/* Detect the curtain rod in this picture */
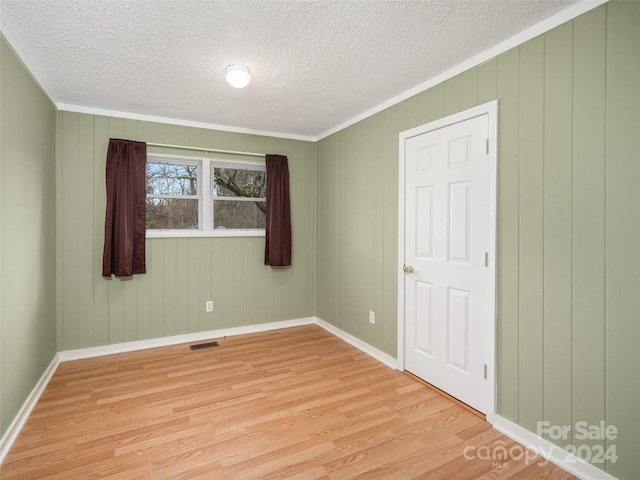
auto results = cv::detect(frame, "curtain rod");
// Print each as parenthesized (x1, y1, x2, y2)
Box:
(146, 142, 265, 158)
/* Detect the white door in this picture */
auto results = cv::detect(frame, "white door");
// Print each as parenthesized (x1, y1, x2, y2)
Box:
(403, 113, 491, 414)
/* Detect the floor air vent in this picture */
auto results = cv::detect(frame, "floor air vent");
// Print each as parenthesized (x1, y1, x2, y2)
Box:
(189, 341, 220, 351)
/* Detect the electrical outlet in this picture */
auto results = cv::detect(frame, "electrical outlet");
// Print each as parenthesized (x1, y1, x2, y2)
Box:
(205, 300, 213, 312)
(369, 311, 375, 324)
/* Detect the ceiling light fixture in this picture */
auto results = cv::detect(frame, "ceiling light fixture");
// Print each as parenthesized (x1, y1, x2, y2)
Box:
(225, 64, 251, 88)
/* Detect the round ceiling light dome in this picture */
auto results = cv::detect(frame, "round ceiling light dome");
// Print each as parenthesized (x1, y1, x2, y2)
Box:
(225, 64, 251, 88)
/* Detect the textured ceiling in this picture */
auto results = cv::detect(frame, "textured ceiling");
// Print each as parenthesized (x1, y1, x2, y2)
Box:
(0, 0, 582, 139)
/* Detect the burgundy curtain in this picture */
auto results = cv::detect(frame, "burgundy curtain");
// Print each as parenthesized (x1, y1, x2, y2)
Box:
(264, 155, 292, 266)
(102, 139, 147, 277)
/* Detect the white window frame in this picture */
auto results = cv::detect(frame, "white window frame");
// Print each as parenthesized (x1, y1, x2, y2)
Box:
(146, 154, 266, 238)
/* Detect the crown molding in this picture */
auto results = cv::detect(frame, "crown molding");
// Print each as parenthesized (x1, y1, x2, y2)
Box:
(56, 103, 317, 142)
(316, 0, 609, 140)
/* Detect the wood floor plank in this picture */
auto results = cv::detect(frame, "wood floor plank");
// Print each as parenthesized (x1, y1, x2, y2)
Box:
(1, 325, 575, 479)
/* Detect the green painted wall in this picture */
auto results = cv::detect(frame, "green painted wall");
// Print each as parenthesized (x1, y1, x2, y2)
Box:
(0, 37, 57, 435)
(56, 112, 316, 351)
(316, 3, 639, 478)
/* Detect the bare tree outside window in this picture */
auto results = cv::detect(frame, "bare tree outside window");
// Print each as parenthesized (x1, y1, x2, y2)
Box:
(146, 162, 199, 229)
(213, 167, 266, 229)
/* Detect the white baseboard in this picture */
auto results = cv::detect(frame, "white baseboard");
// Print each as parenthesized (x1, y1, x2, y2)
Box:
(2, 316, 396, 467)
(489, 414, 617, 480)
(314, 317, 398, 369)
(0, 353, 61, 465)
(58, 317, 317, 361)
(57, 316, 398, 370)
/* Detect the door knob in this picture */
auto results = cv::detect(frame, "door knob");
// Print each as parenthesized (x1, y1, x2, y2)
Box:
(403, 264, 414, 273)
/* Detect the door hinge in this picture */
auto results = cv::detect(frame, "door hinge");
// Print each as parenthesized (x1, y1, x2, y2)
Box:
(484, 252, 489, 267)
(486, 138, 489, 154)
(484, 364, 488, 379)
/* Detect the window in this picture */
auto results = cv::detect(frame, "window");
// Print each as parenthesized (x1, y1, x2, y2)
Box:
(212, 165, 266, 229)
(145, 154, 266, 237)
(146, 159, 200, 230)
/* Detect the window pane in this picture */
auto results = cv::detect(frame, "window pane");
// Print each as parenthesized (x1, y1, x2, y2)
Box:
(146, 198, 199, 229)
(213, 168, 265, 198)
(214, 200, 266, 229)
(147, 163, 198, 196)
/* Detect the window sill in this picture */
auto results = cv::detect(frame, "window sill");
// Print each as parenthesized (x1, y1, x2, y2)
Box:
(146, 229, 265, 239)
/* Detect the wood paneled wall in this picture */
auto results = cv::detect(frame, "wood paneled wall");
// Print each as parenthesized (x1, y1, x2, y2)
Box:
(57, 113, 316, 351)
(316, 4, 639, 478)
(0, 37, 57, 435)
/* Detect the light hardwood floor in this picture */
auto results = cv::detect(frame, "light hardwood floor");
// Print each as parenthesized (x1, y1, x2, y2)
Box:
(1, 326, 575, 479)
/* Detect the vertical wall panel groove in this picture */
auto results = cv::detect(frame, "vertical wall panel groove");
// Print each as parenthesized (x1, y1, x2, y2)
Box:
(372, 115, 385, 349)
(543, 21, 574, 436)
(517, 36, 544, 432)
(78, 114, 95, 348)
(56, 111, 63, 352)
(92, 116, 110, 346)
(61, 112, 80, 351)
(122, 119, 140, 344)
(136, 121, 152, 340)
(444, 76, 461, 116)
(495, 48, 520, 423)
(604, 2, 640, 478)
(572, 5, 606, 457)
(106, 117, 125, 345)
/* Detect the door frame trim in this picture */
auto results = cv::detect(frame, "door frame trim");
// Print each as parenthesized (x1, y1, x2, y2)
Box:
(397, 100, 498, 415)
